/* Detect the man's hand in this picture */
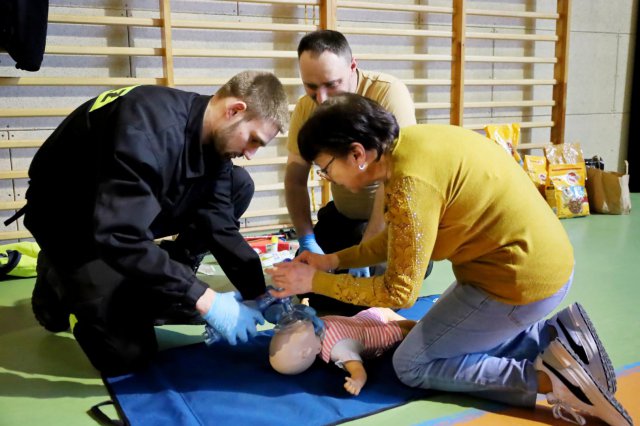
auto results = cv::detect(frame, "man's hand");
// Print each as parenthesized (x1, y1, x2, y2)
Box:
(199, 290, 264, 345)
(298, 233, 325, 255)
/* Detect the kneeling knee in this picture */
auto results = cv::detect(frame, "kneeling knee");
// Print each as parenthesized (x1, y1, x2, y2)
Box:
(392, 347, 427, 388)
(74, 323, 157, 377)
(94, 343, 155, 377)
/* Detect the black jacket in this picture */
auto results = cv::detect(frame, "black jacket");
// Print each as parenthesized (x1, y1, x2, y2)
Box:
(24, 85, 265, 305)
(0, 0, 48, 71)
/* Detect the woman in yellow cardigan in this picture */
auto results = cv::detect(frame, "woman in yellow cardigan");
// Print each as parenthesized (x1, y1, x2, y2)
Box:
(267, 94, 631, 425)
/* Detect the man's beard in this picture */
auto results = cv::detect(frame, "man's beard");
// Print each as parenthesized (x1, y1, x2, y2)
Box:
(212, 119, 243, 160)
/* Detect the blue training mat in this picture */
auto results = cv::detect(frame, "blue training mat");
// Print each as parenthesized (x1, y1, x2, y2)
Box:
(101, 295, 439, 426)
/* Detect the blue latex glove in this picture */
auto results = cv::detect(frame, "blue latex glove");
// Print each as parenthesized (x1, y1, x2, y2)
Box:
(298, 233, 325, 255)
(202, 291, 264, 345)
(348, 267, 371, 278)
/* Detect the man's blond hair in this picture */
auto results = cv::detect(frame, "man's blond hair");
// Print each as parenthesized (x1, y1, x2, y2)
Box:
(216, 71, 289, 133)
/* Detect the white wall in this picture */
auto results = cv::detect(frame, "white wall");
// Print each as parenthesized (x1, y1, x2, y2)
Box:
(0, 0, 637, 238)
(564, 0, 637, 172)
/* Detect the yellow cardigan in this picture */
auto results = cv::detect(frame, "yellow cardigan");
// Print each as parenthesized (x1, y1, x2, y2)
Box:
(312, 124, 574, 307)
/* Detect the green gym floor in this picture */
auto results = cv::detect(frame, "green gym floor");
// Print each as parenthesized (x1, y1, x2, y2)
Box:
(1, 194, 639, 426)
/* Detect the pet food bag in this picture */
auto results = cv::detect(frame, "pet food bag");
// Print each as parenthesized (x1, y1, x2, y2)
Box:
(484, 124, 523, 166)
(523, 155, 548, 197)
(545, 164, 590, 219)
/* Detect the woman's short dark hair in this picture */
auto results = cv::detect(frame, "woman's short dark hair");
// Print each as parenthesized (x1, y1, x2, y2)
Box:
(298, 93, 400, 163)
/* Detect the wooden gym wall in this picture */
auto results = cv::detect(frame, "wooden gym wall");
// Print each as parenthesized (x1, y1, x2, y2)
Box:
(0, 0, 570, 242)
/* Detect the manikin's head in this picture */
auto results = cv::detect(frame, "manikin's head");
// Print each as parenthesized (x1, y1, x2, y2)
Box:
(269, 319, 322, 375)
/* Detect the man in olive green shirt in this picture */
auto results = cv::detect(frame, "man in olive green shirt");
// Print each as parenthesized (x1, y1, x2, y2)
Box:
(285, 30, 419, 312)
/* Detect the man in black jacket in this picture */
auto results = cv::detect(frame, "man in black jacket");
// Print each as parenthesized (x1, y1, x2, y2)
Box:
(21, 71, 289, 376)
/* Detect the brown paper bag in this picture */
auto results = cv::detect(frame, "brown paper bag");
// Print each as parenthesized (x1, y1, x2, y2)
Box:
(586, 161, 632, 214)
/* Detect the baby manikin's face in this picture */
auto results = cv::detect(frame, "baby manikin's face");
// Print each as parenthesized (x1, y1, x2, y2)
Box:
(269, 320, 322, 375)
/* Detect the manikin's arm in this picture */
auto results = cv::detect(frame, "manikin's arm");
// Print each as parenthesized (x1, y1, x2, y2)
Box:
(342, 360, 367, 396)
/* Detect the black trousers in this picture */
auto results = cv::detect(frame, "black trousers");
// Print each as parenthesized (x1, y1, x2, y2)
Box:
(158, 166, 255, 279)
(31, 167, 254, 377)
(37, 252, 159, 377)
(303, 202, 377, 315)
(314, 201, 368, 254)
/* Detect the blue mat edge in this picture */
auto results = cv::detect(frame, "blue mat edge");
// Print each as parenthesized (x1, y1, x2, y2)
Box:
(96, 295, 441, 426)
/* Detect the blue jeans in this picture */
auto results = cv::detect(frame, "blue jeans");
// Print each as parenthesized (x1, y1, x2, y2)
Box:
(392, 275, 572, 407)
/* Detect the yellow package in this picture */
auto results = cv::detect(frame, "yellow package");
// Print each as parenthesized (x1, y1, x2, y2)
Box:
(484, 124, 523, 166)
(523, 155, 548, 195)
(545, 164, 589, 218)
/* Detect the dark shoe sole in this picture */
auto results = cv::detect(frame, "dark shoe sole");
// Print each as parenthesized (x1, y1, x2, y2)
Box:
(31, 279, 70, 333)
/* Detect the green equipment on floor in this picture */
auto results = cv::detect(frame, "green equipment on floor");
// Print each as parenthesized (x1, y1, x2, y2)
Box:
(0, 241, 40, 279)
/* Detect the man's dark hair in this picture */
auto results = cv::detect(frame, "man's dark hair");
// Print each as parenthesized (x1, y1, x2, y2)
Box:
(298, 93, 400, 163)
(297, 30, 352, 62)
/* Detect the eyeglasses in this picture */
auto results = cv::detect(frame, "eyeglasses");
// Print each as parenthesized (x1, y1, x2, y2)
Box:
(316, 156, 336, 180)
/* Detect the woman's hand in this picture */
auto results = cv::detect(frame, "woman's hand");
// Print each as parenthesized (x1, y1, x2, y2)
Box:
(265, 261, 316, 298)
(265, 252, 338, 298)
(294, 251, 339, 272)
